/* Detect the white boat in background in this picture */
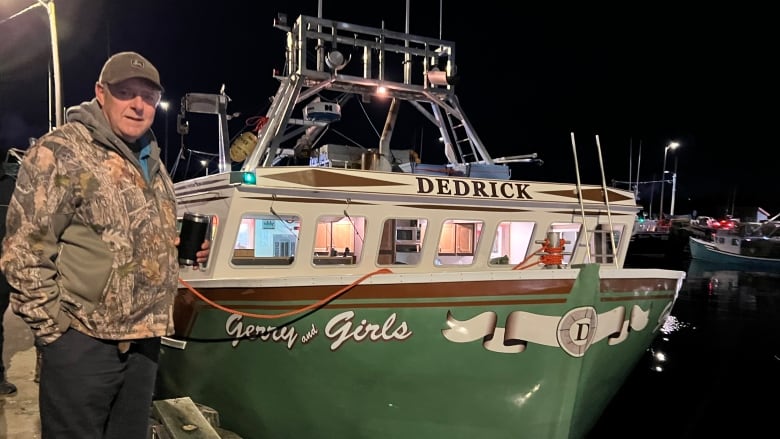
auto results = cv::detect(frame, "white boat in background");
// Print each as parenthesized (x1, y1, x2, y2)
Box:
(153, 10, 686, 439)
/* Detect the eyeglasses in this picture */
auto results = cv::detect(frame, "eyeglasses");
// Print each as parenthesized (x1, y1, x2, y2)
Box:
(104, 83, 161, 107)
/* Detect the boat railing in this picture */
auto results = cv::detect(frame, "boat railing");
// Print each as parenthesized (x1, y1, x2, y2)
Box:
(238, 13, 497, 172)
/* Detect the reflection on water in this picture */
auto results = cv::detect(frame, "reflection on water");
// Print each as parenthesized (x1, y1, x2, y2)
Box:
(587, 258, 780, 438)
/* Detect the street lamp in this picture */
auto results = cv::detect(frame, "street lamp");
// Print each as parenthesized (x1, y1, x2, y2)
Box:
(659, 141, 680, 220)
(159, 101, 170, 168)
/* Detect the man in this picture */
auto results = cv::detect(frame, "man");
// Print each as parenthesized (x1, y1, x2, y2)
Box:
(0, 152, 18, 397)
(0, 52, 209, 438)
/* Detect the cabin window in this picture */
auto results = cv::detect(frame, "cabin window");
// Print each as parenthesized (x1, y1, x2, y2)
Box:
(436, 220, 483, 265)
(546, 223, 582, 266)
(488, 221, 535, 265)
(377, 218, 428, 265)
(312, 214, 365, 265)
(590, 223, 625, 264)
(230, 213, 300, 266)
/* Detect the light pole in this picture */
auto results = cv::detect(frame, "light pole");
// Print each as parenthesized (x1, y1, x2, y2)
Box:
(39, 0, 62, 128)
(670, 170, 678, 216)
(669, 152, 681, 217)
(4, 1, 63, 129)
(159, 101, 170, 168)
(659, 141, 679, 220)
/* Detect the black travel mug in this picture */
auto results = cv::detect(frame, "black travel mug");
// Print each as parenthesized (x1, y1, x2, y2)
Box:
(178, 212, 209, 265)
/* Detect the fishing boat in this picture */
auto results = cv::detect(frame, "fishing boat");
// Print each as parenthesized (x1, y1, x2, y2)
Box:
(627, 215, 692, 261)
(689, 220, 780, 271)
(154, 12, 686, 439)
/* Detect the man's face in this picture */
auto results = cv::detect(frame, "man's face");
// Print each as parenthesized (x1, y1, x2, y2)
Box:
(95, 78, 161, 143)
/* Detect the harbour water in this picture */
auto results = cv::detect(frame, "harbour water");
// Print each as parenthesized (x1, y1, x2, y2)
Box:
(586, 254, 780, 438)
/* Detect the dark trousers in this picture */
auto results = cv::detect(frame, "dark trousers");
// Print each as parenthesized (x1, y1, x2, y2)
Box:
(0, 274, 10, 381)
(39, 329, 161, 439)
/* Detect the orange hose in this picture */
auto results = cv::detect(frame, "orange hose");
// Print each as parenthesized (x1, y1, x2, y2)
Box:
(178, 268, 394, 319)
(511, 246, 543, 270)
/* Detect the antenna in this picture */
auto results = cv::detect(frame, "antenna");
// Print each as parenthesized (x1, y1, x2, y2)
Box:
(570, 132, 592, 263)
(635, 139, 642, 203)
(595, 135, 619, 268)
(628, 138, 633, 188)
(439, 0, 443, 39)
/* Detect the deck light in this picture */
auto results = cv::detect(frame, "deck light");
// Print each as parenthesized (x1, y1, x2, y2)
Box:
(229, 171, 257, 185)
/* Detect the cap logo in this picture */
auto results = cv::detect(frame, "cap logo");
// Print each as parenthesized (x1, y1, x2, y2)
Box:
(131, 58, 145, 69)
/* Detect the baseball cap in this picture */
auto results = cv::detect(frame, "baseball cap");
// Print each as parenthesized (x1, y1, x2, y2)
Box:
(99, 51, 163, 91)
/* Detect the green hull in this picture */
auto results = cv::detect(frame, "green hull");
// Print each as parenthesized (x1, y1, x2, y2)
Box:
(156, 265, 677, 438)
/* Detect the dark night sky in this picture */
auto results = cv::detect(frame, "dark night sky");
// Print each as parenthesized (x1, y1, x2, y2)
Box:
(1, 1, 777, 217)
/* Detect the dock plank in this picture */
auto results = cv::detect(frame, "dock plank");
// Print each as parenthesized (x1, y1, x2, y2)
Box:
(152, 397, 222, 438)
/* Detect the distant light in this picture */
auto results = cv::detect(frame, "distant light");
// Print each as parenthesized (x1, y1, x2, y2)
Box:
(159, 101, 170, 111)
(377, 85, 388, 94)
(200, 160, 208, 166)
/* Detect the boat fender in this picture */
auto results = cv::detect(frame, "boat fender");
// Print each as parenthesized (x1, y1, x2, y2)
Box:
(230, 131, 257, 162)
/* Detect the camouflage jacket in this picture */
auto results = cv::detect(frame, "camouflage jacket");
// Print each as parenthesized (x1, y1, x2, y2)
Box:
(0, 100, 180, 345)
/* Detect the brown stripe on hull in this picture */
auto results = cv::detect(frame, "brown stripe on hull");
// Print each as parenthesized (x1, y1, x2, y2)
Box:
(550, 210, 635, 215)
(178, 279, 576, 302)
(242, 195, 374, 206)
(177, 277, 676, 302)
(602, 293, 676, 302)
(543, 188, 633, 202)
(403, 204, 529, 212)
(210, 297, 568, 310)
(265, 169, 406, 187)
(177, 196, 230, 207)
(240, 195, 524, 212)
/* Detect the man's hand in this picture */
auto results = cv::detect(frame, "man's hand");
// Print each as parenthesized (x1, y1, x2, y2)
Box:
(173, 238, 211, 268)
(195, 240, 211, 265)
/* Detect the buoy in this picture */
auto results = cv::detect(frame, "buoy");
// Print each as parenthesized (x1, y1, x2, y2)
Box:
(229, 131, 257, 162)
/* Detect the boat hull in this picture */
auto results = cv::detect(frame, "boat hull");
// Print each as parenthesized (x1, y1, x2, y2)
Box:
(156, 265, 681, 439)
(689, 237, 780, 271)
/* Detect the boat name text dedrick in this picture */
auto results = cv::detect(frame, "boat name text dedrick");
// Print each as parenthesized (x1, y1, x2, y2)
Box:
(416, 177, 532, 199)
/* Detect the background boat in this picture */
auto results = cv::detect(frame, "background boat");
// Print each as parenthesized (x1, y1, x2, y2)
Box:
(689, 220, 780, 271)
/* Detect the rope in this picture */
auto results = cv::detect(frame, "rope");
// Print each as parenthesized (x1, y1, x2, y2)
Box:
(511, 238, 567, 270)
(539, 238, 566, 266)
